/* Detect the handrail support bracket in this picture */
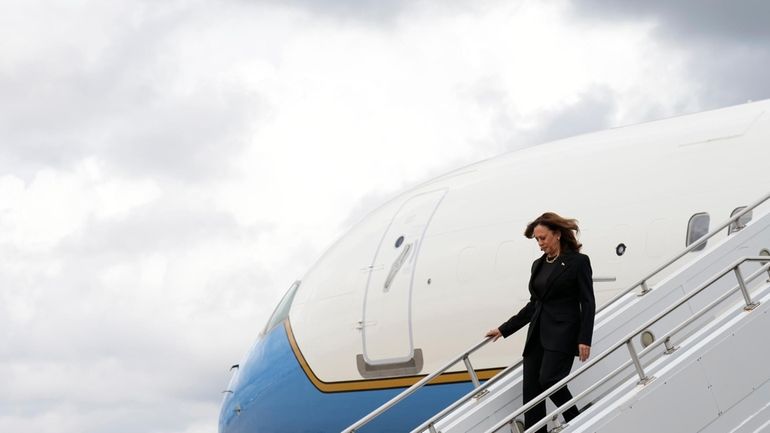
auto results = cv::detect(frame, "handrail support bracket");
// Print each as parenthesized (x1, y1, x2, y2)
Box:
(463, 356, 481, 389)
(637, 280, 651, 297)
(663, 337, 679, 354)
(626, 340, 653, 385)
(734, 266, 760, 310)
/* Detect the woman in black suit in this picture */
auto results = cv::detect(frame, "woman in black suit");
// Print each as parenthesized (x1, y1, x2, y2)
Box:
(486, 212, 595, 433)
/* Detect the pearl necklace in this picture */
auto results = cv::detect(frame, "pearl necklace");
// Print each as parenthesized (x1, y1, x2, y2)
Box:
(545, 254, 559, 263)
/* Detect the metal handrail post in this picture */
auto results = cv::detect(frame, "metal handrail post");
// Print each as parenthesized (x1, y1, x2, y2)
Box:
(638, 279, 651, 296)
(734, 266, 759, 309)
(634, 260, 770, 363)
(626, 340, 651, 384)
(341, 337, 492, 432)
(663, 336, 678, 354)
(410, 361, 521, 433)
(463, 356, 481, 389)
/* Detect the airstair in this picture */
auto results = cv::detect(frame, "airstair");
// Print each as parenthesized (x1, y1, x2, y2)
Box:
(341, 192, 770, 433)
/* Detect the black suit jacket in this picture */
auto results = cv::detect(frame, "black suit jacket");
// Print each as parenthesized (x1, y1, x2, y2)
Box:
(498, 250, 596, 356)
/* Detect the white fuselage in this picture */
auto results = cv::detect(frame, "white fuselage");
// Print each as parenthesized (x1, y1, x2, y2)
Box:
(286, 99, 770, 391)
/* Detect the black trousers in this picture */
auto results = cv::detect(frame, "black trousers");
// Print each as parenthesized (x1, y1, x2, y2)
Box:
(522, 336, 580, 433)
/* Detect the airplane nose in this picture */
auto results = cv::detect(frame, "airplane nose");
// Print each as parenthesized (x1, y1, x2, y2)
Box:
(218, 320, 384, 433)
(218, 325, 290, 433)
(218, 320, 309, 433)
(218, 320, 386, 433)
(218, 321, 393, 433)
(218, 320, 470, 433)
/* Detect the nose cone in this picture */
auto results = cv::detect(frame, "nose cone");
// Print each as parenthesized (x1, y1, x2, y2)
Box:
(219, 320, 470, 433)
(219, 373, 239, 431)
(218, 323, 296, 433)
(219, 321, 372, 433)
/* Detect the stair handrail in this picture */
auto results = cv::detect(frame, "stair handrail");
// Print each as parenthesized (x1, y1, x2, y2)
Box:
(407, 191, 770, 433)
(485, 256, 770, 433)
(341, 337, 494, 433)
(600, 191, 770, 304)
(409, 361, 521, 433)
(343, 192, 770, 433)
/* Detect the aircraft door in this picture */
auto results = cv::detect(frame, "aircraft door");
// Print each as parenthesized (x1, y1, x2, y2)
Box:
(362, 189, 446, 366)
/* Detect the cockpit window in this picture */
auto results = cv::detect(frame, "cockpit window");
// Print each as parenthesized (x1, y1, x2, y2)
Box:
(263, 280, 301, 334)
(686, 212, 710, 251)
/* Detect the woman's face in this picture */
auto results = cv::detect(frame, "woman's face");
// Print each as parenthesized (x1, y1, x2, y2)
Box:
(533, 224, 561, 256)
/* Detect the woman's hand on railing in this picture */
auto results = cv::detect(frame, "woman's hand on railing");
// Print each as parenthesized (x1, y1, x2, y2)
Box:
(485, 328, 503, 342)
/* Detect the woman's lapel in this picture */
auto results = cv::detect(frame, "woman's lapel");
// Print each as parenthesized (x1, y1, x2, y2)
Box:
(542, 251, 575, 298)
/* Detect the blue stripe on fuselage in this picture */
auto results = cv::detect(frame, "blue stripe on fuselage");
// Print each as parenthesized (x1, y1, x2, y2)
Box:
(219, 323, 480, 433)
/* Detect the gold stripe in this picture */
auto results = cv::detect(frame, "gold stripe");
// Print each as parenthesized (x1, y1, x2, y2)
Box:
(284, 319, 504, 393)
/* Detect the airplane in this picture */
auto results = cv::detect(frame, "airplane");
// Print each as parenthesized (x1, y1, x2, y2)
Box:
(218, 98, 770, 433)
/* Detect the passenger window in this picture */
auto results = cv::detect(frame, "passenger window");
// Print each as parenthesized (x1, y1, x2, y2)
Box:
(728, 206, 752, 234)
(263, 281, 301, 334)
(686, 213, 710, 251)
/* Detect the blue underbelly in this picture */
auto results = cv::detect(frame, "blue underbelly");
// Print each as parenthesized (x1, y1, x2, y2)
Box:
(219, 324, 481, 433)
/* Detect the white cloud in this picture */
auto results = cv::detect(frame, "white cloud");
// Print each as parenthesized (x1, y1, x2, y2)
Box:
(0, 0, 759, 432)
(0, 161, 161, 252)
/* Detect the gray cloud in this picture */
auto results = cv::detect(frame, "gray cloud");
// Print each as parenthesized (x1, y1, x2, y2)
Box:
(0, 190, 275, 432)
(457, 78, 618, 153)
(58, 198, 263, 256)
(242, 0, 487, 25)
(0, 2, 262, 183)
(256, 0, 409, 22)
(515, 86, 618, 148)
(571, 0, 770, 42)
(568, 1, 770, 108)
(683, 41, 770, 108)
(101, 85, 261, 182)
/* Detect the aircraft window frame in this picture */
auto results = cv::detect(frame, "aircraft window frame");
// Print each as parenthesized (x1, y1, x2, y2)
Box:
(728, 206, 752, 235)
(686, 212, 710, 251)
(262, 280, 301, 335)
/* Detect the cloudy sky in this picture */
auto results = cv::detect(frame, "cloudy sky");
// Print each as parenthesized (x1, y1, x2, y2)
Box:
(1, 1, 768, 432)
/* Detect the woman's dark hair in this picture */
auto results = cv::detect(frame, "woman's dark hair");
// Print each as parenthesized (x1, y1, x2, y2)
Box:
(524, 212, 582, 252)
